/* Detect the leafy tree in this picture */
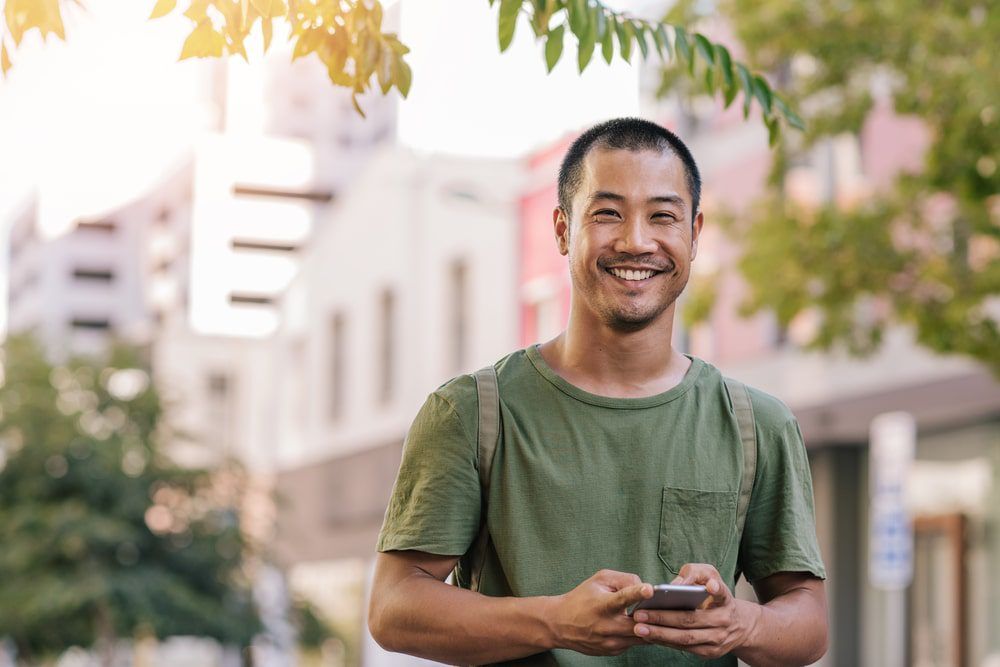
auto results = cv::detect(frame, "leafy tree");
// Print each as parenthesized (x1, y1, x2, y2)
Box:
(0, 0, 801, 129)
(0, 335, 259, 665)
(678, 0, 1000, 374)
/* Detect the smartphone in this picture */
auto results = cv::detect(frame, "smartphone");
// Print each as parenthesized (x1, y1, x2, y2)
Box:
(626, 584, 709, 615)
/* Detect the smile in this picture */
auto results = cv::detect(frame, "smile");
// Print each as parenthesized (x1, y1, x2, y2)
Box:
(606, 267, 660, 281)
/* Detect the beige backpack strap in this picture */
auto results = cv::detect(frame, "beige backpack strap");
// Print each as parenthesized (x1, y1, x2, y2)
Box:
(724, 377, 758, 554)
(467, 365, 500, 593)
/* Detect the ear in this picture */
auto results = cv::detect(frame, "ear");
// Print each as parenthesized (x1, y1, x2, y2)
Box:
(553, 207, 570, 256)
(690, 210, 705, 261)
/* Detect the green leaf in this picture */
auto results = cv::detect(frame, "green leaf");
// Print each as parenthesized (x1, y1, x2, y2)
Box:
(714, 44, 733, 89)
(650, 23, 668, 60)
(545, 24, 565, 72)
(593, 6, 607, 41)
(392, 53, 412, 97)
(674, 27, 691, 65)
(149, 0, 176, 20)
(774, 96, 805, 131)
(766, 115, 781, 147)
(615, 18, 632, 62)
(693, 33, 715, 65)
(736, 63, 753, 119)
(752, 74, 773, 116)
(632, 21, 648, 59)
(716, 46, 737, 107)
(601, 16, 614, 63)
(384, 34, 410, 56)
(578, 13, 597, 72)
(498, 0, 521, 52)
(567, 0, 589, 39)
(704, 62, 716, 93)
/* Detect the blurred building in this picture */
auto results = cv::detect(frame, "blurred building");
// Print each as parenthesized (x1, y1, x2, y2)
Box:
(265, 146, 521, 662)
(4, 161, 193, 359)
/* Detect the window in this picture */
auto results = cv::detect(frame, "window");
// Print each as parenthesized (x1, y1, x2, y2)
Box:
(155, 206, 172, 225)
(206, 372, 234, 454)
(72, 268, 115, 282)
(75, 220, 116, 233)
(329, 312, 346, 421)
(377, 289, 396, 405)
(70, 318, 111, 330)
(448, 260, 469, 374)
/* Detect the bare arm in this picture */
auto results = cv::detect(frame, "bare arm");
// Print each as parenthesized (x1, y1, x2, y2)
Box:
(630, 565, 827, 666)
(368, 550, 654, 665)
(734, 572, 828, 667)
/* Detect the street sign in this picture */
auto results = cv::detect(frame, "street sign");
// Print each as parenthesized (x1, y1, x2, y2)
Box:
(869, 411, 915, 591)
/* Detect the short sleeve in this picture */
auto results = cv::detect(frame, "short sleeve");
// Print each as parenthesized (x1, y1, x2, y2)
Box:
(740, 413, 827, 583)
(376, 391, 481, 555)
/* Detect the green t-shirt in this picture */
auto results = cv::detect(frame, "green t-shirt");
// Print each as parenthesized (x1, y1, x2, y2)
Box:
(377, 346, 826, 666)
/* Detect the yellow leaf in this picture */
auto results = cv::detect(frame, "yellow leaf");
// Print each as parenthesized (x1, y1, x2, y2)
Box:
(250, 0, 285, 18)
(292, 28, 322, 61)
(183, 0, 209, 21)
(1, 43, 11, 76)
(5, 0, 24, 45)
(6, 0, 65, 44)
(179, 20, 226, 60)
(241, 0, 249, 25)
(261, 17, 273, 51)
(40, 0, 65, 40)
(149, 0, 176, 20)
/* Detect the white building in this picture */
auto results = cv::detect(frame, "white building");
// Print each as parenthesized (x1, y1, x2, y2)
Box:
(263, 146, 522, 657)
(5, 160, 193, 359)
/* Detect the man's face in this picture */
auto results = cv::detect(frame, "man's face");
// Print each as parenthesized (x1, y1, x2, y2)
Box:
(554, 147, 704, 331)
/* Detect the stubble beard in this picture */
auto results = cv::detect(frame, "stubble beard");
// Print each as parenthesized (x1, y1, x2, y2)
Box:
(572, 262, 690, 333)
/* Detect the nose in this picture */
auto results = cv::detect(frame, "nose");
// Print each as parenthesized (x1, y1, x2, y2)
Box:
(613, 216, 658, 256)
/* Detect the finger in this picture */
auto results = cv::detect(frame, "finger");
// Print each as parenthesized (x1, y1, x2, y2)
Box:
(593, 569, 643, 591)
(608, 582, 653, 613)
(632, 607, 726, 629)
(633, 623, 718, 648)
(675, 564, 729, 608)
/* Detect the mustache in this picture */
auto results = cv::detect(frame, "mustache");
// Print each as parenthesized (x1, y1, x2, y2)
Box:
(598, 255, 674, 272)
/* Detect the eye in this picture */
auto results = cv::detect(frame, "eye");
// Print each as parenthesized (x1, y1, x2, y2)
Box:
(593, 209, 621, 220)
(652, 212, 679, 223)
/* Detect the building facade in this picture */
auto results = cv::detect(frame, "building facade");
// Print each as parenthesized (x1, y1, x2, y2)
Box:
(265, 146, 522, 661)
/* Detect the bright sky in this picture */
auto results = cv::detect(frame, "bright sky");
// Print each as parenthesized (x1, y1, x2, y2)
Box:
(0, 0, 652, 332)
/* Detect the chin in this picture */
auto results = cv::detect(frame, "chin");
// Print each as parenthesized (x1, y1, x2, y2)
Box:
(603, 307, 666, 332)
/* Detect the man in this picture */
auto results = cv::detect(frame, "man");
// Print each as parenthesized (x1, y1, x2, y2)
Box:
(368, 118, 828, 666)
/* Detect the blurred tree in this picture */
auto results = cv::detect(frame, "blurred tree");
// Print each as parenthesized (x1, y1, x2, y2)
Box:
(0, 0, 801, 130)
(677, 0, 1000, 374)
(0, 335, 259, 665)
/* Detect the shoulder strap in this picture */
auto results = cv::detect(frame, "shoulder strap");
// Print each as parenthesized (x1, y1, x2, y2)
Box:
(467, 365, 500, 592)
(724, 377, 758, 548)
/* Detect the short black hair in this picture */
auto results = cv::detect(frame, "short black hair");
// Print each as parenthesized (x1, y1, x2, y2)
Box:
(557, 117, 702, 222)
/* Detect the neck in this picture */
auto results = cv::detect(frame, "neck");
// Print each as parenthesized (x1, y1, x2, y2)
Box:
(539, 299, 690, 397)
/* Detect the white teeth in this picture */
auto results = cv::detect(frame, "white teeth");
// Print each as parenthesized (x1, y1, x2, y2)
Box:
(609, 268, 655, 281)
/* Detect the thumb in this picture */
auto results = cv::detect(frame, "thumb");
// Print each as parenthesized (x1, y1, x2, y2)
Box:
(607, 582, 652, 613)
(702, 577, 731, 608)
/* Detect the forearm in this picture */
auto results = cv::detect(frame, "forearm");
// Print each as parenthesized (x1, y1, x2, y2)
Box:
(369, 570, 558, 665)
(733, 588, 828, 667)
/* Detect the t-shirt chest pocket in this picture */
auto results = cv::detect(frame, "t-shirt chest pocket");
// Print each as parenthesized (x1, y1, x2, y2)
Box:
(658, 486, 738, 576)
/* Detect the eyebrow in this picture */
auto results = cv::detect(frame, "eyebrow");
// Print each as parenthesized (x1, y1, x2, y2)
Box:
(587, 191, 687, 211)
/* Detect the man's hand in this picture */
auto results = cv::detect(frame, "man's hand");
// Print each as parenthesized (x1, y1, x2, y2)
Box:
(551, 569, 654, 656)
(630, 563, 759, 660)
